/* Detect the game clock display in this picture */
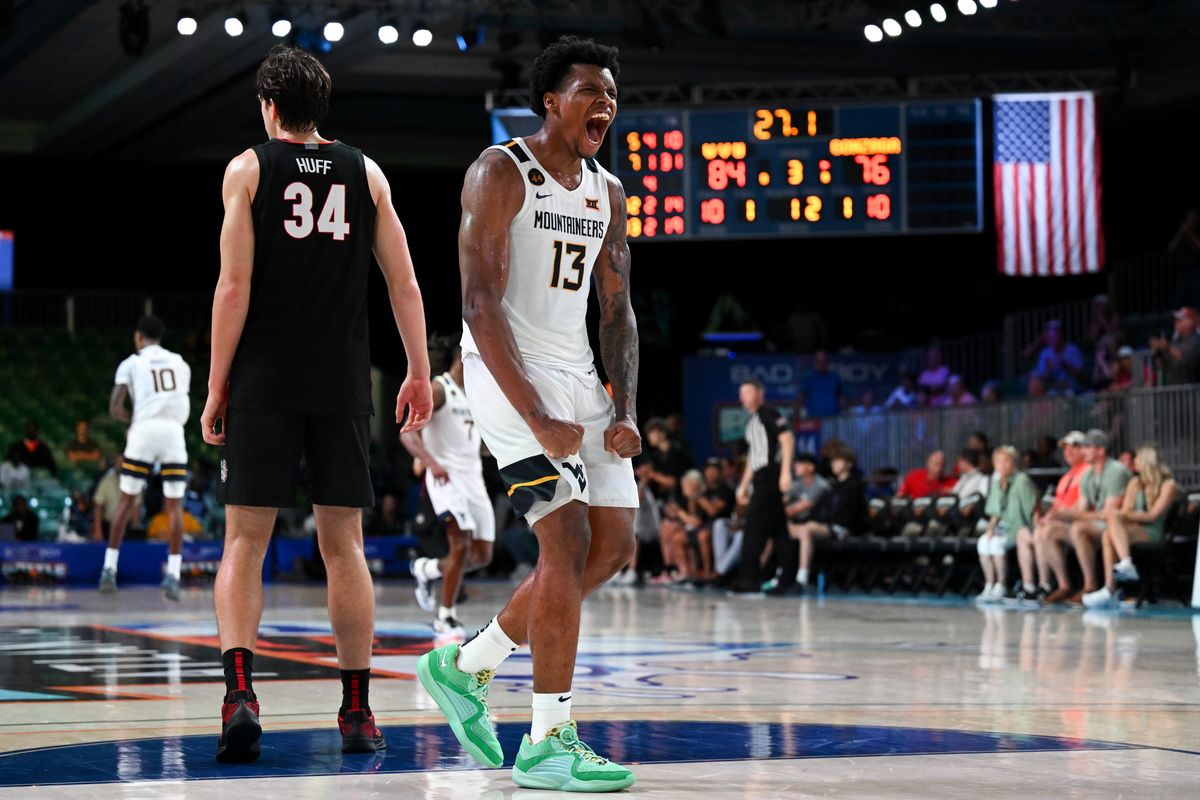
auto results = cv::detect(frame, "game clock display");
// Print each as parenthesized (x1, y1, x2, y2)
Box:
(612, 100, 983, 240)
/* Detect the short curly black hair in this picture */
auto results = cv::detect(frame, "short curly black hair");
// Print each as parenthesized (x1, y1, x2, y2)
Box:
(255, 45, 332, 132)
(528, 35, 620, 118)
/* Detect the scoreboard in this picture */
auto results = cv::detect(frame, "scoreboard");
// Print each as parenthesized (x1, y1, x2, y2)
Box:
(611, 100, 983, 241)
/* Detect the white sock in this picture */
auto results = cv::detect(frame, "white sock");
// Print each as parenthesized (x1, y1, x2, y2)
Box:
(166, 554, 182, 580)
(1039, 582, 1052, 592)
(797, 568, 810, 586)
(531, 691, 572, 743)
(1116, 557, 1133, 571)
(982, 582, 994, 594)
(438, 606, 454, 621)
(456, 617, 519, 674)
(104, 548, 120, 571)
(423, 558, 442, 580)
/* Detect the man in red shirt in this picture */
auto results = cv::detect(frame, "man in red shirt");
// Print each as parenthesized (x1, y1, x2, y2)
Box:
(898, 450, 956, 498)
(1024, 430, 1088, 603)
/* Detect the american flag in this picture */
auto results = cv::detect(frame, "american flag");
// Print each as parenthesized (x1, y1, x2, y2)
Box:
(993, 92, 1104, 276)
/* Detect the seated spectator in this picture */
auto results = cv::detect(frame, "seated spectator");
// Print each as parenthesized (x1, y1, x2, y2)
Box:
(967, 431, 993, 474)
(1084, 443, 1179, 608)
(1032, 320, 1087, 394)
(92, 456, 142, 542)
(64, 419, 103, 472)
(0, 453, 31, 491)
(1117, 450, 1135, 471)
(1150, 307, 1200, 385)
(1019, 431, 1087, 602)
(849, 390, 882, 415)
(951, 450, 990, 500)
(658, 470, 708, 582)
(799, 350, 843, 418)
(613, 458, 662, 585)
(638, 418, 691, 500)
(898, 450, 956, 499)
(1087, 293, 1122, 349)
(975, 446, 1039, 602)
(6, 420, 57, 476)
(1095, 344, 1134, 391)
(885, 372, 919, 409)
(695, 458, 735, 581)
(1, 495, 39, 541)
(979, 381, 1001, 403)
(66, 490, 96, 539)
(784, 455, 831, 526)
(774, 450, 865, 595)
(1039, 429, 1131, 602)
(918, 347, 950, 398)
(366, 493, 406, 536)
(1029, 435, 1060, 471)
(934, 375, 976, 406)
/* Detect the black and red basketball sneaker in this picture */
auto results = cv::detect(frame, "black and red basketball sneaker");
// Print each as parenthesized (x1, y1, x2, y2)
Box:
(339, 708, 387, 753)
(216, 690, 262, 763)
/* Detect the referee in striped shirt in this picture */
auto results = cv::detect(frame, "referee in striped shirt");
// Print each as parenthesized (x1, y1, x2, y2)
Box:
(732, 379, 794, 593)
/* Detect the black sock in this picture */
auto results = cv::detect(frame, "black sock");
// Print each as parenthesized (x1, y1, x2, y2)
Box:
(340, 668, 371, 714)
(222, 648, 254, 697)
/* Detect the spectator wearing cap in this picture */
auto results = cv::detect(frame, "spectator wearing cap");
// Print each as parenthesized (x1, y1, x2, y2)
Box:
(799, 350, 843, 419)
(1044, 429, 1131, 602)
(897, 450, 956, 499)
(1095, 345, 1135, 391)
(1150, 307, 1200, 385)
(1020, 430, 1089, 602)
(1032, 320, 1087, 394)
(918, 347, 950, 398)
(975, 446, 1039, 603)
(933, 375, 976, 407)
(773, 450, 864, 595)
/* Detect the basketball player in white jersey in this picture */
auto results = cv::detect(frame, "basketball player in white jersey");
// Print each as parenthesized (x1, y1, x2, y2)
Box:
(402, 344, 494, 637)
(101, 315, 192, 601)
(417, 37, 640, 792)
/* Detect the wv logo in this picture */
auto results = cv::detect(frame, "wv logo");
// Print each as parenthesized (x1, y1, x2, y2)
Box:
(561, 462, 587, 492)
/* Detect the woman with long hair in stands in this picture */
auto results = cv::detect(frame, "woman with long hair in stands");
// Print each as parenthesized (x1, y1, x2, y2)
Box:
(1083, 443, 1178, 608)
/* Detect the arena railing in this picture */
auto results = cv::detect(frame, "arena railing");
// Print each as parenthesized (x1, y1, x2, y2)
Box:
(823, 383, 1200, 487)
(0, 290, 212, 332)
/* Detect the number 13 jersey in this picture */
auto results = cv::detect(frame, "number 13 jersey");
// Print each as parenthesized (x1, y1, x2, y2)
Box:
(115, 344, 192, 425)
(461, 137, 612, 374)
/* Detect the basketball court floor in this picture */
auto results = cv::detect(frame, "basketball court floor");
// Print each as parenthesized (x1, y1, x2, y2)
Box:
(0, 581, 1196, 798)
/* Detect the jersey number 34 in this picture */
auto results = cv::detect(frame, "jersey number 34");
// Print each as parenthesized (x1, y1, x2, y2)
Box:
(283, 182, 350, 241)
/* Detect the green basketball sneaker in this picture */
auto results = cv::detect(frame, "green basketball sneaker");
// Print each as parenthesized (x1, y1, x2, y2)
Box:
(415, 643, 504, 768)
(512, 721, 636, 792)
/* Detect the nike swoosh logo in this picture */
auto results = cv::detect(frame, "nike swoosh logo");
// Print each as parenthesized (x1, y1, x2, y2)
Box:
(535, 192, 552, 199)
(558, 694, 572, 702)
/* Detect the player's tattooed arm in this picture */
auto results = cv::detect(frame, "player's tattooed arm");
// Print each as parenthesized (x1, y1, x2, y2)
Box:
(596, 174, 641, 459)
(460, 151, 582, 460)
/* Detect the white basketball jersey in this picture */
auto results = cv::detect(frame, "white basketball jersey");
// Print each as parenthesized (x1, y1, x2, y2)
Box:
(114, 344, 191, 426)
(422, 373, 482, 475)
(461, 137, 612, 373)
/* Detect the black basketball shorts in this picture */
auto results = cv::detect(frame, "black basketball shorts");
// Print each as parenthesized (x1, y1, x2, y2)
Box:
(217, 407, 374, 509)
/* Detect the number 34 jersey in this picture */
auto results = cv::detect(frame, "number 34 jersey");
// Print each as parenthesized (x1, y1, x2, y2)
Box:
(460, 137, 613, 374)
(114, 344, 192, 426)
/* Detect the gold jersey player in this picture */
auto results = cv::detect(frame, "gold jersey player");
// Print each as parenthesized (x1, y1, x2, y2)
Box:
(200, 46, 432, 763)
(416, 37, 640, 792)
(401, 343, 495, 637)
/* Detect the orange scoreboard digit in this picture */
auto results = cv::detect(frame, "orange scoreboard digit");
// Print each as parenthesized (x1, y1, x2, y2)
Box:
(613, 100, 982, 240)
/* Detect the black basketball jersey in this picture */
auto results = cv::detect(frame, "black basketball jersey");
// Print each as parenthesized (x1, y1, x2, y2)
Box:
(229, 139, 376, 416)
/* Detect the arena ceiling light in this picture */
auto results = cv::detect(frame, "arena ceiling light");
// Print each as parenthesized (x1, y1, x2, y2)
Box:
(324, 20, 345, 42)
(224, 11, 246, 37)
(864, 23, 883, 42)
(979, 0, 998, 6)
(176, 7, 197, 36)
(904, 9, 922, 27)
(957, 0, 978, 14)
(930, 3, 948, 22)
(378, 20, 399, 45)
(412, 21, 432, 47)
(271, 18, 292, 37)
(882, 18, 902, 37)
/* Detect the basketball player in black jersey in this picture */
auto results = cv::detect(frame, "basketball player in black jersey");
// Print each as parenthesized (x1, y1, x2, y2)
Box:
(201, 46, 432, 763)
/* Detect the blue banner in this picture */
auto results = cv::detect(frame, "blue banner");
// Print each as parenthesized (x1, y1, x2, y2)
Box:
(682, 352, 902, 462)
